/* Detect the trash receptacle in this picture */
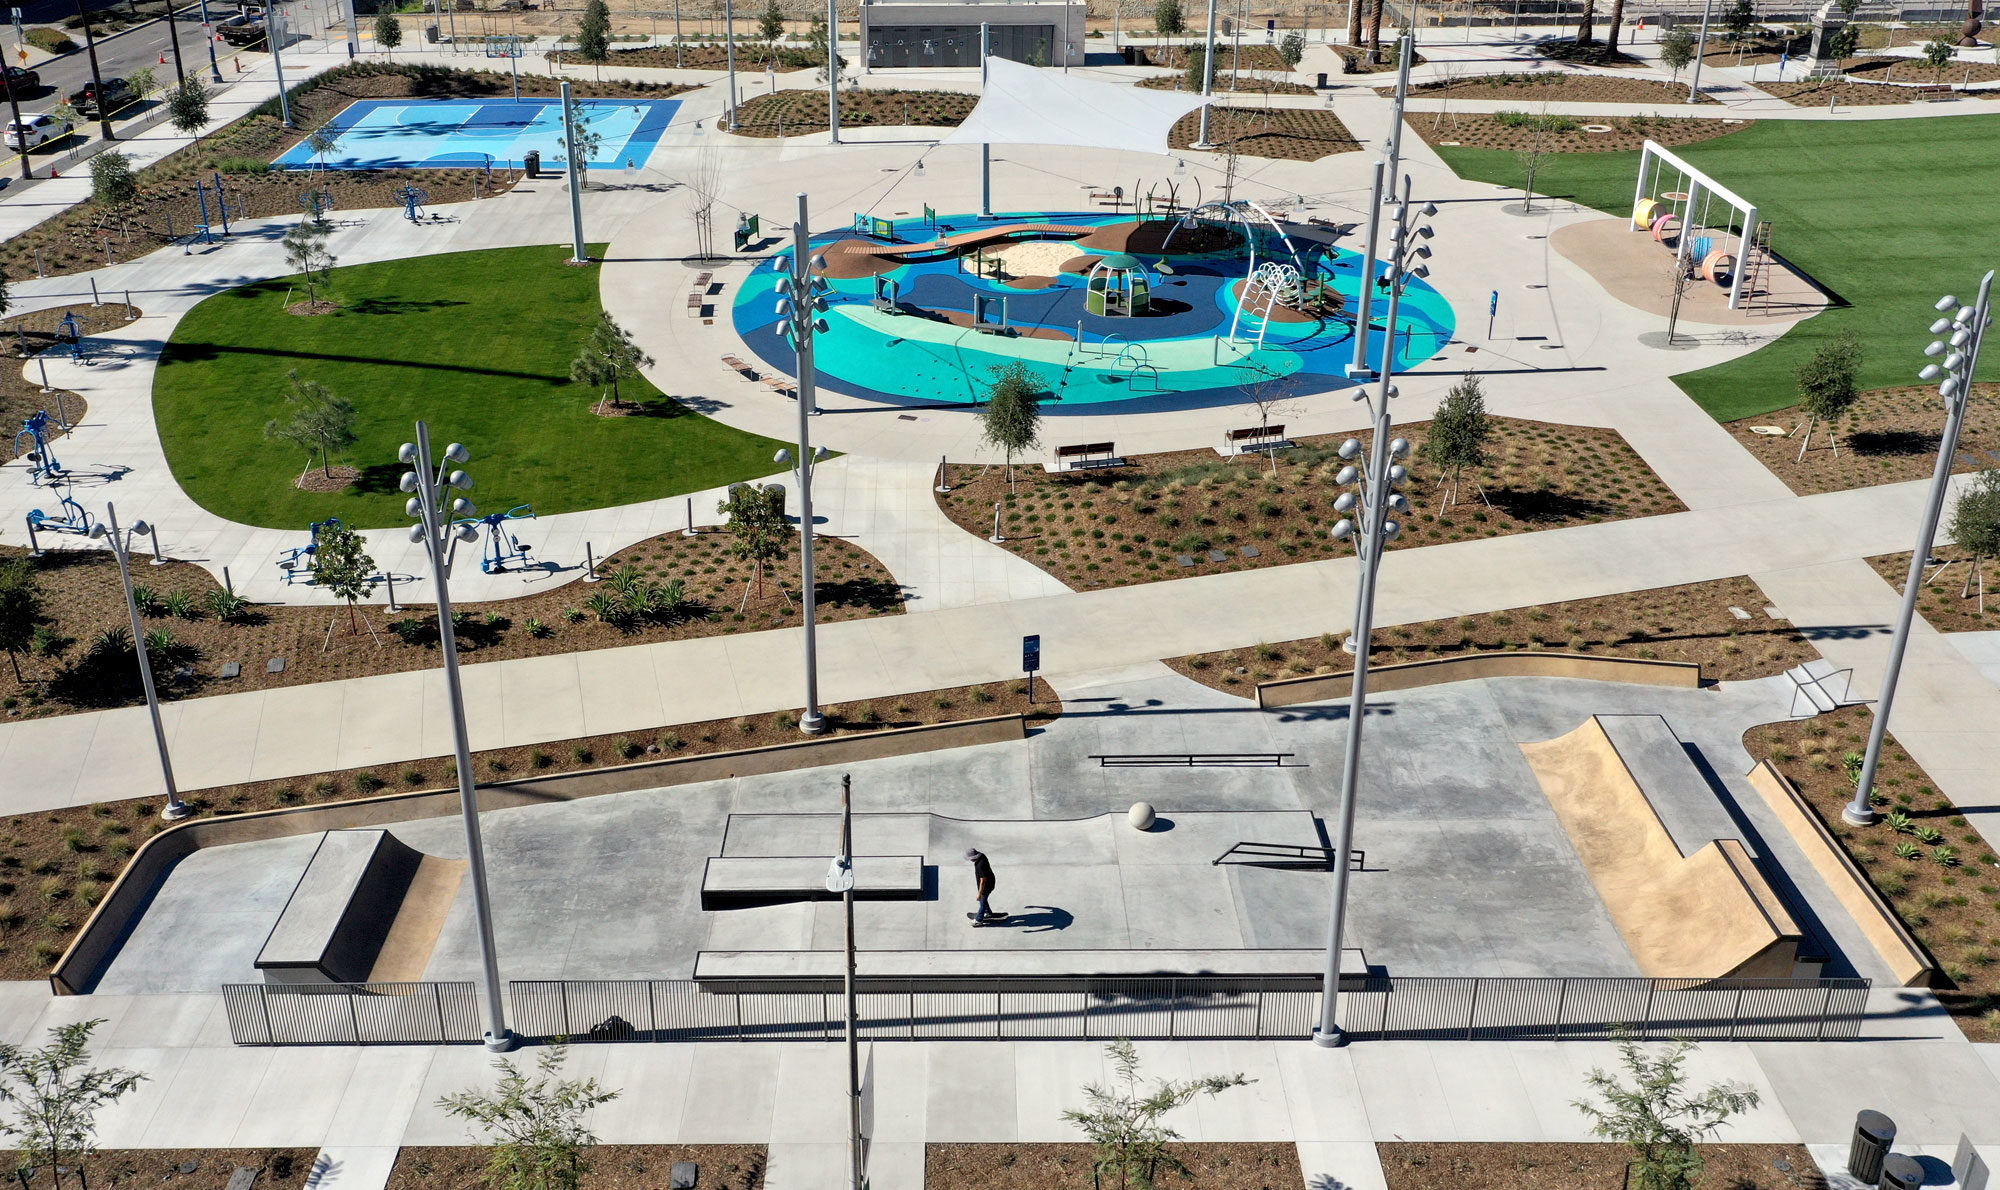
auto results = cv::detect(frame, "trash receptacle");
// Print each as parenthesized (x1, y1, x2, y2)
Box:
(1881, 1156, 1924, 1190)
(1848, 1111, 1896, 1184)
(425, 21, 440, 42)
(523, 149, 541, 179)
(1316, 70, 1328, 87)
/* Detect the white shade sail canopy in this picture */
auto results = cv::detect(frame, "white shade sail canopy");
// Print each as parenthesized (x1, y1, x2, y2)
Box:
(939, 56, 1210, 154)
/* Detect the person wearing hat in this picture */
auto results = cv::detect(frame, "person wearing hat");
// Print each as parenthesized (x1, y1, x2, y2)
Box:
(964, 848, 999, 923)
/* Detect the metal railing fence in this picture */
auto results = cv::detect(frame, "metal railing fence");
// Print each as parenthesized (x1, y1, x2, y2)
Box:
(222, 981, 482, 1044)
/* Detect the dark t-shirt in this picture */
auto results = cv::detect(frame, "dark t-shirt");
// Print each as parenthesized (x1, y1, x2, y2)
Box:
(971, 853, 996, 894)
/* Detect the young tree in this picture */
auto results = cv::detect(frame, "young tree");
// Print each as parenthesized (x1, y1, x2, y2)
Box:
(758, 0, 785, 44)
(374, 12, 402, 55)
(0, 557, 43, 683)
(1515, 104, 1557, 213)
(1948, 469, 2000, 610)
(1660, 27, 1696, 79)
(438, 1042, 619, 1190)
(718, 482, 789, 606)
(1153, 0, 1184, 56)
(125, 66, 154, 104)
(1423, 373, 1491, 511)
(1923, 34, 1956, 70)
(1183, 41, 1207, 90)
(576, 0, 612, 63)
(1722, 0, 1756, 39)
(1825, 22, 1859, 58)
(569, 312, 654, 414)
(1063, 1039, 1249, 1190)
(306, 124, 340, 172)
(979, 361, 1043, 491)
(283, 219, 337, 307)
(0, 1019, 146, 1190)
(166, 76, 211, 135)
(1792, 331, 1861, 461)
(88, 150, 137, 218)
(807, 13, 846, 84)
(1574, 1038, 1760, 1190)
(265, 369, 358, 480)
(311, 519, 378, 644)
(1280, 29, 1304, 68)
(1236, 368, 1293, 476)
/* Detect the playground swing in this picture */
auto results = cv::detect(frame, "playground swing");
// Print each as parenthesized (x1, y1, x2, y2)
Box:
(23, 488, 91, 555)
(453, 504, 537, 574)
(1632, 141, 1760, 309)
(14, 411, 66, 486)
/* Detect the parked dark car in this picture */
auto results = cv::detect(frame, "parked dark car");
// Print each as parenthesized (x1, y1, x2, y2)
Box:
(69, 77, 134, 117)
(217, 12, 268, 46)
(0, 66, 40, 97)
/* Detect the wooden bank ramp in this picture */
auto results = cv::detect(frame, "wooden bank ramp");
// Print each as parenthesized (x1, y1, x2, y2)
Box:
(1521, 716, 1802, 980)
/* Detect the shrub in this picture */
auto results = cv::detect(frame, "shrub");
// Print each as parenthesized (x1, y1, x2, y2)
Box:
(616, 736, 641, 760)
(1494, 109, 1579, 133)
(526, 617, 550, 638)
(161, 591, 197, 620)
(25, 28, 75, 53)
(211, 156, 274, 175)
(354, 771, 385, 793)
(401, 767, 426, 786)
(205, 589, 249, 621)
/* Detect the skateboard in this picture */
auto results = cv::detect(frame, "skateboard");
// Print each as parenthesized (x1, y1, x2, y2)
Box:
(967, 910, 1009, 927)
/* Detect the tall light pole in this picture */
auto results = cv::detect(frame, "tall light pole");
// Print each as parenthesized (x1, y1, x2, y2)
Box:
(1346, 159, 1385, 380)
(270, 5, 293, 128)
(1687, 0, 1714, 102)
(197, 0, 223, 82)
(559, 81, 587, 264)
(824, 774, 863, 1190)
(1845, 272, 1993, 826)
(725, 0, 738, 130)
(90, 505, 191, 822)
(776, 194, 834, 733)
(399, 423, 516, 1053)
(827, 0, 841, 143)
(1193, 0, 1220, 148)
(979, 22, 992, 216)
(1314, 178, 1436, 1047)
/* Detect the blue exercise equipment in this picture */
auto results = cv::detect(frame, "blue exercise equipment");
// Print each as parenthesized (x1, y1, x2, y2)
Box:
(393, 185, 430, 223)
(277, 516, 345, 584)
(454, 504, 536, 573)
(14, 411, 66, 486)
(24, 489, 92, 555)
(57, 311, 83, 362)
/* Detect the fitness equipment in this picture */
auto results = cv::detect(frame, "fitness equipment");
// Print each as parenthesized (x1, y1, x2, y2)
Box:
(453, 504, 536, 574)
(276, 517, 345, 583)
(393, 185, 430, 223)
(58, 311, 83, 362)
(300, 186, 336, 224)
(24, 489, 91, 554)
(14, 411, 66, 486)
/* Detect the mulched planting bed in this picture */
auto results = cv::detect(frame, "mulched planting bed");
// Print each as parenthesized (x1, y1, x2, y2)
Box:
(1868, 551, 1997, 633)
(1133, 43, 1293, 72)
(0, 681, 1061, 981)
(1856, 21, 1965, 49)
(1335, 43, 1431, 72)
(929, 1142, 1300, 1190)
(936, 418, 1681, 591)
(728, 88, 975, 136)
(1532, 38, 1649, 67)
(1842, 54, 2000, 83)
(1762, 76, 1941, 106)
(0, 528, 903, 719)
(1165, 575, 1816, 693)
(1138, 71, 1316, 95)
(1754, 704, 2000, 1040)
(1381, 1143, 1823, 1190)
(1701, 33, 1807, 65)
(1, 1148, 318, 1190)
(0, 63, 696, 280)
(1723, 383, 2000, 496)
(1168, 105, 1359, 159)
(1410, 112, 1749, 152)
(390, 1145, 766, 1190)
(558, 42, 814, 69)
(1386, 70, 1717, 104)
(0, 302, 139, 454)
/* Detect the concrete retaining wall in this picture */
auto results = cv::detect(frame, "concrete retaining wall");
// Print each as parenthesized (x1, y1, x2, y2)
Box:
(1745, 761, 1941, 988)
(1255, 651, 1701, 708)
(49, 713, 1027, 995)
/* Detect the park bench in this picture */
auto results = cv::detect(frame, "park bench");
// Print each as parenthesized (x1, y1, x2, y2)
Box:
(687, 293, 704, 316)
(700, 855, 925, 909)
(1914, 84, 1955, 101)
(692, 947, 1369, 990)
(761, 376, 798, 399)
(1054, 441, 1123, 470)
(1222, 424, 1291, 456)
(722, 354, 757, 378)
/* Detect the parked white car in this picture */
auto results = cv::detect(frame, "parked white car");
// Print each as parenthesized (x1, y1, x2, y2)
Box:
(5, 113, 72, 150)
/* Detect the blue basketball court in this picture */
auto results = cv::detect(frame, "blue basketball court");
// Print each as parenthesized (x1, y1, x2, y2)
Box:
(272, 98, 681, 171)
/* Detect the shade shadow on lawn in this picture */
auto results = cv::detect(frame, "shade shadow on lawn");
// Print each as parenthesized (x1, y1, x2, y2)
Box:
(154, 245, 788, 529)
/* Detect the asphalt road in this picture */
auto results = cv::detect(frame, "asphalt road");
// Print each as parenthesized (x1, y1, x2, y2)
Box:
(9, 6, 253, 116)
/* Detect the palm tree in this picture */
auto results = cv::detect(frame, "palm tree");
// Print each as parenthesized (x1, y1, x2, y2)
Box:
(1576, 0, 1597, 44)
(1365, 0, 1385, 61)
(1605, 0, 1627, 53)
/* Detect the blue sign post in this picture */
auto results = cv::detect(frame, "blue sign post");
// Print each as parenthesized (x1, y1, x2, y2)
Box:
(1022, 634, 1041, 704)
(1487, 289, 1499, 340)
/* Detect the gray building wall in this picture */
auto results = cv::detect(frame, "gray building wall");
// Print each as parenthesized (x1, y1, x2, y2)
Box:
(860, 0, 1086, 67)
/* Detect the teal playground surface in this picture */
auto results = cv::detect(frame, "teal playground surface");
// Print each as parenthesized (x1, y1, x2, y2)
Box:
(732, 209, 1457, 411)
(272, 98, 681, 171)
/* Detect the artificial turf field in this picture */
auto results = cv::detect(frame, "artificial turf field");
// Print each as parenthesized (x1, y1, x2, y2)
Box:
(155, 245, 788, 529)
(1436, 115, 2000, 422)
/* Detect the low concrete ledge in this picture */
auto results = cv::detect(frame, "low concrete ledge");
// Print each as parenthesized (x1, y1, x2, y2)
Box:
(693, 947, 1370, 991)
(1255, 652, 1701, 709)
(1745, 760, 1942, 988)
(700, 855, 926, 908)
(50, 713, 1027, 995)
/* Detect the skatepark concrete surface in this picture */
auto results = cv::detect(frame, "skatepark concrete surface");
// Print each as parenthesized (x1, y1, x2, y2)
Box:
(92, 665, 1911, 995)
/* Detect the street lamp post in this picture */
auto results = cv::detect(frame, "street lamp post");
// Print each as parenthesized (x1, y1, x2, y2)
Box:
(1687, 0, 1714, 102)
(1313, 178, 1436, 1047)
(775, 193, 835, 733)
(827, 0, 841, 143)
(1194, 0, 1219, 148)
(90, 505, 191, 822)
(1845, 272, 1993, 826)
(270, 5, 293, 128)
(197, 0, 224, 82)
(398, 423, 516, 1053)
(824, 774, 863, 1190)
(725, 0, 738, 130)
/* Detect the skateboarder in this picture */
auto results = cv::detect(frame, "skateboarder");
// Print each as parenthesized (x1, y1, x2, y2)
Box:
(965, 848, 1000, 923)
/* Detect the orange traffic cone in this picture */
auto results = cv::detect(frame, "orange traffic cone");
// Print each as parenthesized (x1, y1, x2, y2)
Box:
(49, 168, 57, 177)
(158, 52, 167, 63)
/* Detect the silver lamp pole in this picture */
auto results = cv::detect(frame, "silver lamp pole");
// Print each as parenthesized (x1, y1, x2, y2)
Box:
(1314, 177, 1435, 1047)
(91, 505, 190, 822)
(1687, 0, 1713, 102)
(980, 21, 992, 216)
(827, 0, 841, 143)
(1193, 0, 1219, 148)
(777, 194, 834, 733)
(824, 774, 862, 1190)
(399, 423, 516, 1052)
(560, 81, 587, 263)
(1845, 271, 1993, 825)
(1346, 159, 1385, 380)
(726, 0, 738, 130)
(270, 5, 293, 127)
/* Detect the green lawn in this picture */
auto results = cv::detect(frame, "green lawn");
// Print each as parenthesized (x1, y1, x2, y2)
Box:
(1436, 118, 2000, 422)
(155, 245, 789, 530)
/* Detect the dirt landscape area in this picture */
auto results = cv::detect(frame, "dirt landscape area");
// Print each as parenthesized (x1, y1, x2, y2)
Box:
(929, 1142, 1301, 1190)
(1410, 111, 1750, 153)
(1725, 383, 2000, 496)
(389, 1145, 767, 1190)
(1381, 1143, 1825, 1190)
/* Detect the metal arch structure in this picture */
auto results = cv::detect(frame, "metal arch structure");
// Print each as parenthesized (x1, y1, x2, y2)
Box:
(1162, 199, 1310, 346)
(1238, 261, 1303, 350)
(14, 411, 66, 486)
(452, 504, 538, 574)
